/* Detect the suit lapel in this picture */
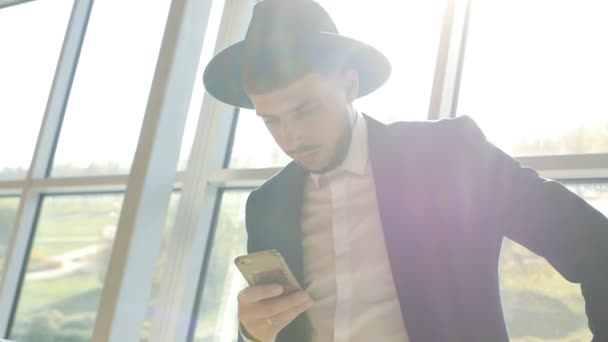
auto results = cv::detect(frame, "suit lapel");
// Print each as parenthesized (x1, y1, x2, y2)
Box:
(365, 114, 443, 341)
(256, 163, 310, 342)
(268, 162, 308, 285)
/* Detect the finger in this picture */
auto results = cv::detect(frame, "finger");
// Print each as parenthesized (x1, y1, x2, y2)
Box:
(238, 284, 284, 304)
(249, 291, 312, 320)
(269, 298, 314, 331)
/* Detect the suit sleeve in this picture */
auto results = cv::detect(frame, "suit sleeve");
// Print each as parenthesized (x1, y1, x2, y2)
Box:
(236, 191, 276, 342)
(245, 189, 259, 254)
(453, 115, 608, 341)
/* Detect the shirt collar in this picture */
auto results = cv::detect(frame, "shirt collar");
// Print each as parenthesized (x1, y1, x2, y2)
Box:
(310, 110, 369, 187)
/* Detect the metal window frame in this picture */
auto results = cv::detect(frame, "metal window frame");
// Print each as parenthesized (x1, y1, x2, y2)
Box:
(428, 0, 472, 120)
(0, 0, 36, 10)
(183, 108, 240, 341)
(149, 1, 252, 340)
(90, 0, 216, 339)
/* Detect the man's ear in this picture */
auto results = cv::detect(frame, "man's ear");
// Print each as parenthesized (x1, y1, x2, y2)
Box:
(342, 68, 359, 103)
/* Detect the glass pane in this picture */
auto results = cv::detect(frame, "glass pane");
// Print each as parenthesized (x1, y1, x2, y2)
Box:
(229, 0, 445, 169)
(178, 0, 226, 171)
(458, 0, 608, 156)
(140, 192, 181, 341)
(229, 109, 291, 169)
(499, 183, 607, 341)
(0, 0, 72, 180)
(193, 190, 250, 341)
(10, 194, 123, 342)
(0, 197, 20, 273)
(318, 0, 444, 123)
(51, 0, 172, 177)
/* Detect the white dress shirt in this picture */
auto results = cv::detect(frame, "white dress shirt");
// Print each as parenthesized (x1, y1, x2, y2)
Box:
(301, 111, 408, 342)
(243, 111, 409, 341)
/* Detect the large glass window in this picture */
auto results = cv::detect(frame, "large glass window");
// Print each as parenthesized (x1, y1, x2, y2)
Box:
(193, 190, 249, 341)
(10, 194, 123, 342)
(458, 0, 608, 156)
(0, 197, 20, 273)
(499, 183, 607, 341)
(0, 0, 73, 180)
(50, 0, 172, 177)
(229, 109, 291, 169)
(318, 0, 445, 122)
(229, 0, 446, 169)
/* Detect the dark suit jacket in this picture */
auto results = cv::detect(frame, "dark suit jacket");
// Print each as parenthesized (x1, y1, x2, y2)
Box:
(242, 114, 608, 342)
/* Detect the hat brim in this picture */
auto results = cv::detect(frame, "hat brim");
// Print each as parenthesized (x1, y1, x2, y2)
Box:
(203, 33, 391, 109)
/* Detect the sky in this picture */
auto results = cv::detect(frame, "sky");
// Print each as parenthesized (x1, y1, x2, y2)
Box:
(1, 0, 607, 174)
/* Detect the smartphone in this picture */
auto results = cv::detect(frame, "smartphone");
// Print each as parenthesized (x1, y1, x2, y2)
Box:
(234, 249, 302, 295)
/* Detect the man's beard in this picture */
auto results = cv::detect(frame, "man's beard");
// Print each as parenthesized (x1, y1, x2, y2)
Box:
(313, 121, 352, 174)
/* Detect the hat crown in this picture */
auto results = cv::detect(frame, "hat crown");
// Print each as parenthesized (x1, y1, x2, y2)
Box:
(202, 0, 391, 109)
(245, 0, 338, 50)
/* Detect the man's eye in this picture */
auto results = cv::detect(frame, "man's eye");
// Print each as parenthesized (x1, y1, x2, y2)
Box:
(298, 107, 317, 117)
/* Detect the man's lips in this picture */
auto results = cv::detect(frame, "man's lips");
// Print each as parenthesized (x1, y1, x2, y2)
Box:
(292, 147, 320, 160)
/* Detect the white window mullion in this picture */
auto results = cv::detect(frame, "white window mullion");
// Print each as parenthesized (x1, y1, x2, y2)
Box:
(150, 1, 253, 341)
(90, 0, 215, 340)
(207, 168, 278, 188)
(0, 0, 35, 10)
(0, 181, 27, 195)
(518, 154, 608, 180)
(428, 0, 472, 120)
(0, 0, 94, 336)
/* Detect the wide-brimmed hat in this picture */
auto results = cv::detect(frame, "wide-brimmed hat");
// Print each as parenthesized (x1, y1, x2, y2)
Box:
(203, 0, 391, 109)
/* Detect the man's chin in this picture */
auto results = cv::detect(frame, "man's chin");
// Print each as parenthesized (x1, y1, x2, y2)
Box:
(294, 159, 328, 174)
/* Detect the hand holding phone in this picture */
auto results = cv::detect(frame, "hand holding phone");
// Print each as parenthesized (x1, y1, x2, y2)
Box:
(235, 250, 302, 293)
(235, 250, 314, 341)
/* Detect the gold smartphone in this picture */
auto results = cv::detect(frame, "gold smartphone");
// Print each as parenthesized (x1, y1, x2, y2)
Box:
(234, 249, 302, 294)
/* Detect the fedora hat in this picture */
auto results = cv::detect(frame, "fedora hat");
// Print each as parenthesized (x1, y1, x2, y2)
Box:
(203, 0, 391, 109)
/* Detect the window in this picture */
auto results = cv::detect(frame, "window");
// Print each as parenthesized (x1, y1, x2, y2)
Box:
(50, 0, 172, 177)
(10, 194, 123, 341)
(460, 2, 608, 338)
(229, 109, 291, 169)
(317, 0, 444, 122)
(0, 197, 20, 273)
(498, 183, 607, 341)
(193, 190, 249, 341)
(0, 0, 72, 180)
(1, 0, 223, 340)
(229, 0, 445, 169)
(458, 0, 608, 156)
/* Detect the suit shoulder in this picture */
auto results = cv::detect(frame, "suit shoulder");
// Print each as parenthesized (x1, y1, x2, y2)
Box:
(388, 115, 482, 133)
(246, 161, 304, 207)
(387, 115, 486, 146)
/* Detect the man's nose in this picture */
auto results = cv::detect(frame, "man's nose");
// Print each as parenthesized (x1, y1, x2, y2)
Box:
(280, 120, 303, 152)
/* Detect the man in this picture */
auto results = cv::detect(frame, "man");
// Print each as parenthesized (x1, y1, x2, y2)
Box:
(203, 0, 608, 341)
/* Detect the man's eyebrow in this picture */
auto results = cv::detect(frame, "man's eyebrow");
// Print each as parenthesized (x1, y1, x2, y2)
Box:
(257, 99, 317, 119)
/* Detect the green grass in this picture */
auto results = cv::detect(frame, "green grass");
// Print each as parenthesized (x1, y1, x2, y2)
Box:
(16, 273, 101, 317)
(6, 194, 182, 341)
(11, 273, 102, 341)
(500, 239, 592, 341)
(5, 196, 116, 341)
